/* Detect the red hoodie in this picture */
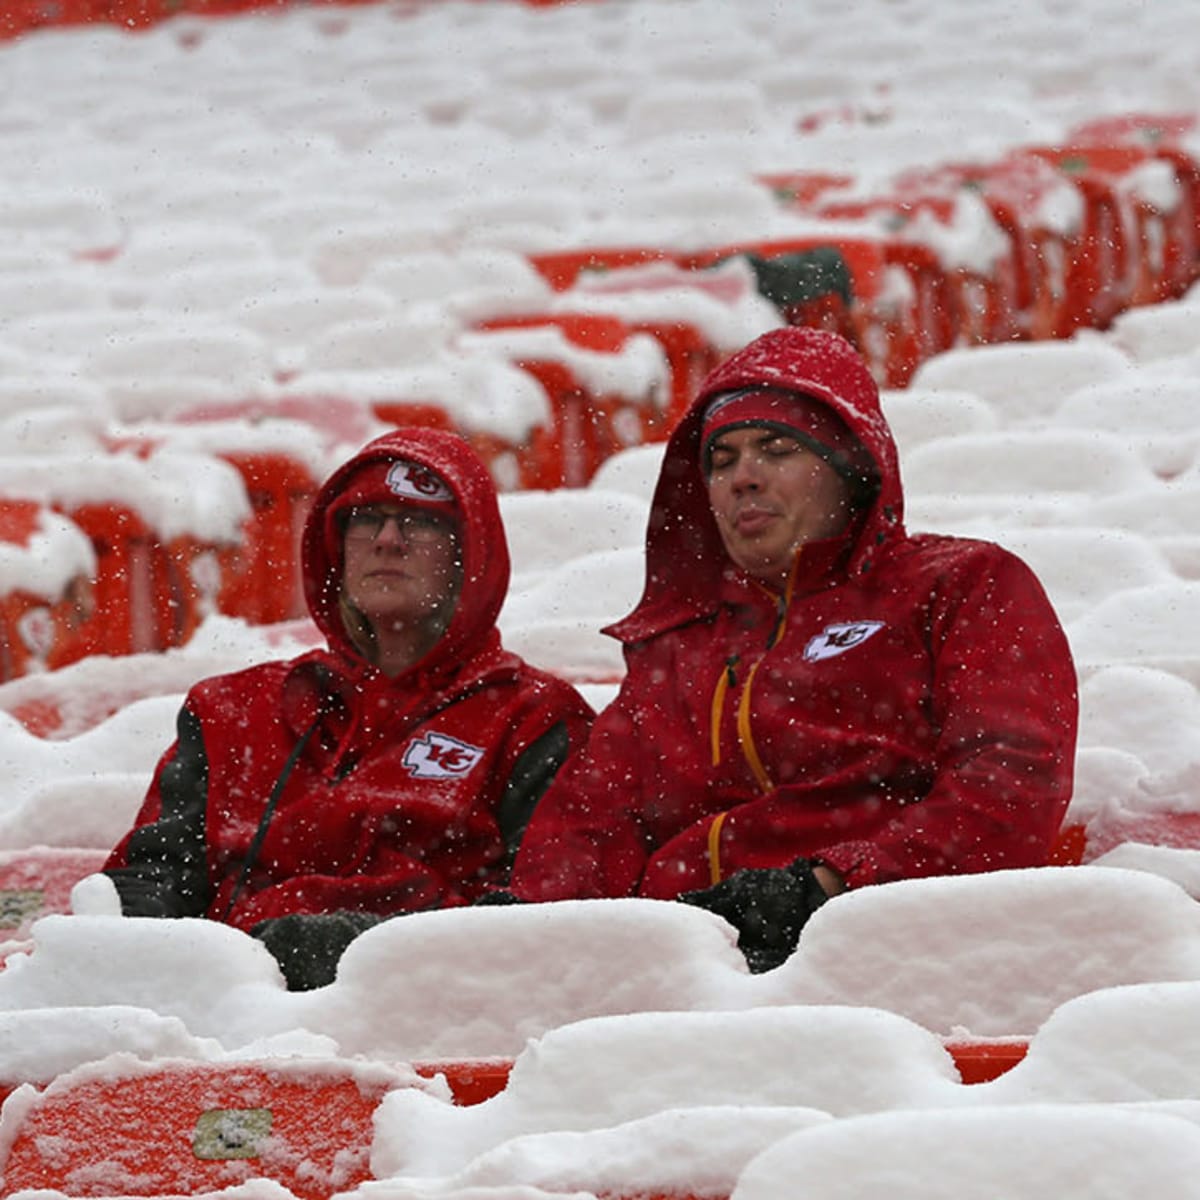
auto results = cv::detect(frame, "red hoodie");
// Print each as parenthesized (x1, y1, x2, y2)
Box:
(512, 328, 1078, 899)
(105, 427, 593, 929)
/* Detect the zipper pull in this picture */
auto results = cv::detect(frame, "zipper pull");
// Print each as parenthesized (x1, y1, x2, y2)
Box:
(767, 593, 788, 649)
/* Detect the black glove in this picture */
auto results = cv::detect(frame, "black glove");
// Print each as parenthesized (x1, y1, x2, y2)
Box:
(104, 862, 209, 918)
(471, 889, 526, 906)
(250, 911, 384, 991)
(679, 858, 830, 974)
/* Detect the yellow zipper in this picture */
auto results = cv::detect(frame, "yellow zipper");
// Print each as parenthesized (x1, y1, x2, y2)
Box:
(708, 552, 799, 791)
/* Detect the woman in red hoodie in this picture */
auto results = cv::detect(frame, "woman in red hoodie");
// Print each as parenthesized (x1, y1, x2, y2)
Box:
(104, 427, 593, 988)
(511, 327, 1078, 971)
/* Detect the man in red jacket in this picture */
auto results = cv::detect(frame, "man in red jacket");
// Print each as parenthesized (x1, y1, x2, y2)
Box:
(511, 326, 1078, 972)
(104, 427, 593, 988)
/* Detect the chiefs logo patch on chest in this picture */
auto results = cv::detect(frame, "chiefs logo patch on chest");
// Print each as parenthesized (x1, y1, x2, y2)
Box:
(803, 620, 885, 662)
(402, 732, 485, 779)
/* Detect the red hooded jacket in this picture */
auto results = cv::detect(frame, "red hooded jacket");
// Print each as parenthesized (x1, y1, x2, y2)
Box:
(511, 328, 1078, 900)
(105, 428, 593, 929)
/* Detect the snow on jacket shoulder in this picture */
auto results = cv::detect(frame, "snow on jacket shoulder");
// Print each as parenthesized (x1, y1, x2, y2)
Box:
(105, 428, 593, 928)
(511, 328, 1078, 901)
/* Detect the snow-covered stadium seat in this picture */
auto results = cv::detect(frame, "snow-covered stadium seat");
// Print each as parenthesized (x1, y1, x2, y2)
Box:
(500, 488, 648, 579)
(986, 526, 1177, 623)
(759, 867, 1200, 1038)
(300, 900, 748, 1062)
(880, 387, 1000, 458)
(0, 1054, 421, 1199)
(370, 1005, 963, 1180)
(429, 1104, 830, 1200)
(1067, 582, 1200, 687)
(902, 429, 1160, 531)
(586, 443, 667, 507)
(733, 1105, 1200, 1200)
(982, 980, 1200, 1105)
(1106, 299, 1200, 362)
(908, 339, 1134, 426)
(902, 429, 1159, 498)
(501, 547, 643, 628)
(1051, 377, 1200, 476)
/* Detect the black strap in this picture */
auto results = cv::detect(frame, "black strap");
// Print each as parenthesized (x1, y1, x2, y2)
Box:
(221, 718, 320, 922)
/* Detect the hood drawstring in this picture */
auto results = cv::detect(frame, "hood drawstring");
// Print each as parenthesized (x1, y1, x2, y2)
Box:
(222, 715, 321, 922)
(736, 659, 774, 793)
(710, 656, 739, 767)
(707, 810, 728, 885)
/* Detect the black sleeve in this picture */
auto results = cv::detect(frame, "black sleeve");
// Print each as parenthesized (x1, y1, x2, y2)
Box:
(104, 705, 214, 918)
(496, 720, 573, 864)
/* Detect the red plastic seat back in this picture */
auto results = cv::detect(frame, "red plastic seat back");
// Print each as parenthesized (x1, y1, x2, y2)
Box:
(0, 848, 110, 942)
(1, 1060, 397, 1198)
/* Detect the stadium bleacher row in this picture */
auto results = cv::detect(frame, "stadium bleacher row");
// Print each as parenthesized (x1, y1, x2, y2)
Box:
(0, 0, 582, 40)
(0, 107, 1196, 686)
(3, 867, 1200, 1196)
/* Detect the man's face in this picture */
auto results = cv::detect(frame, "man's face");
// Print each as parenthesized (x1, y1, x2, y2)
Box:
(341, 504, 461, 631)
(706, 426, 854, 588)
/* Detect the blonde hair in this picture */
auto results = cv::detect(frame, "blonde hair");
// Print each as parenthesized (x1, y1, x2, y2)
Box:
(337, 585, 459, 668)
(338, 591, 377, 661)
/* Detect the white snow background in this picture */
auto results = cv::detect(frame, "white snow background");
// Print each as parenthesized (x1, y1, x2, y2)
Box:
(2, 0, 1200, 1196)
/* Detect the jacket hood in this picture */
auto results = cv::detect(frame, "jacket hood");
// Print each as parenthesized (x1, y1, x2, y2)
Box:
(608, 326, 905, 643)
(302, 426, 510, 678)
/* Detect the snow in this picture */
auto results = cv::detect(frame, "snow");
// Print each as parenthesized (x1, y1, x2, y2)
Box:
(0, 0, 1199, 1195)
(0, 508, 96, 602)
(368, 1006, 962, 1180)
(731, 1106, 1200, 1200)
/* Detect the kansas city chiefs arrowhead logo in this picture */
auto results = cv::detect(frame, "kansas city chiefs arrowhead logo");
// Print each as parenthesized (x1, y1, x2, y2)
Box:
(386, 460, 454, 503)
(403, 731, 485, 779)
(803, 620, 885, 662)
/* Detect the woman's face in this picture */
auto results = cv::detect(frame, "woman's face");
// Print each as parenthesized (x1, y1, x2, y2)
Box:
(340, 504, 462, 633)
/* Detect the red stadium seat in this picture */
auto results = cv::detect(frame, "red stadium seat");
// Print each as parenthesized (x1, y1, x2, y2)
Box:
(1082, 811, 1200, 861)
(1062, 141, 1200, 303)
(50, 501, 157, 664)
(181, 0, 279, 12)
(528, 246, 672, 292)
(629, 315, 723, 429)
(473, 313, 670, 487)
(851, 176, 1029, 345)
(0, 847, 110, 942)
(55, 485, 240, 663)
(683, 236, 952, 388)
(413, 1058, 514, 1106)
(0, 500, 93, 682)
(1066, 116, 1200, 290)
(895, 155, 1098, 341)
(0, 587, 85, 684)
(408, 1035, 1031, 1109)
(105, 0, 188, 30)
(756, 170, 857, 210)
(210, 451, 317, 627)
(0, 1059, 404, 1198)
(0, 0, 110, 38)
(1014, 146, 1154, 325)
(1068, 111, 1199, 151)
(1048, 822, 1088, 866)
(536, 257, 759, 427)
(945, 1039, 1029, 1084)
(103, 424, 318, 632)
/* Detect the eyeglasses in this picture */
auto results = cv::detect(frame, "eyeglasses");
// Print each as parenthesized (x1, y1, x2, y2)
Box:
(342, 506, 456, 544)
